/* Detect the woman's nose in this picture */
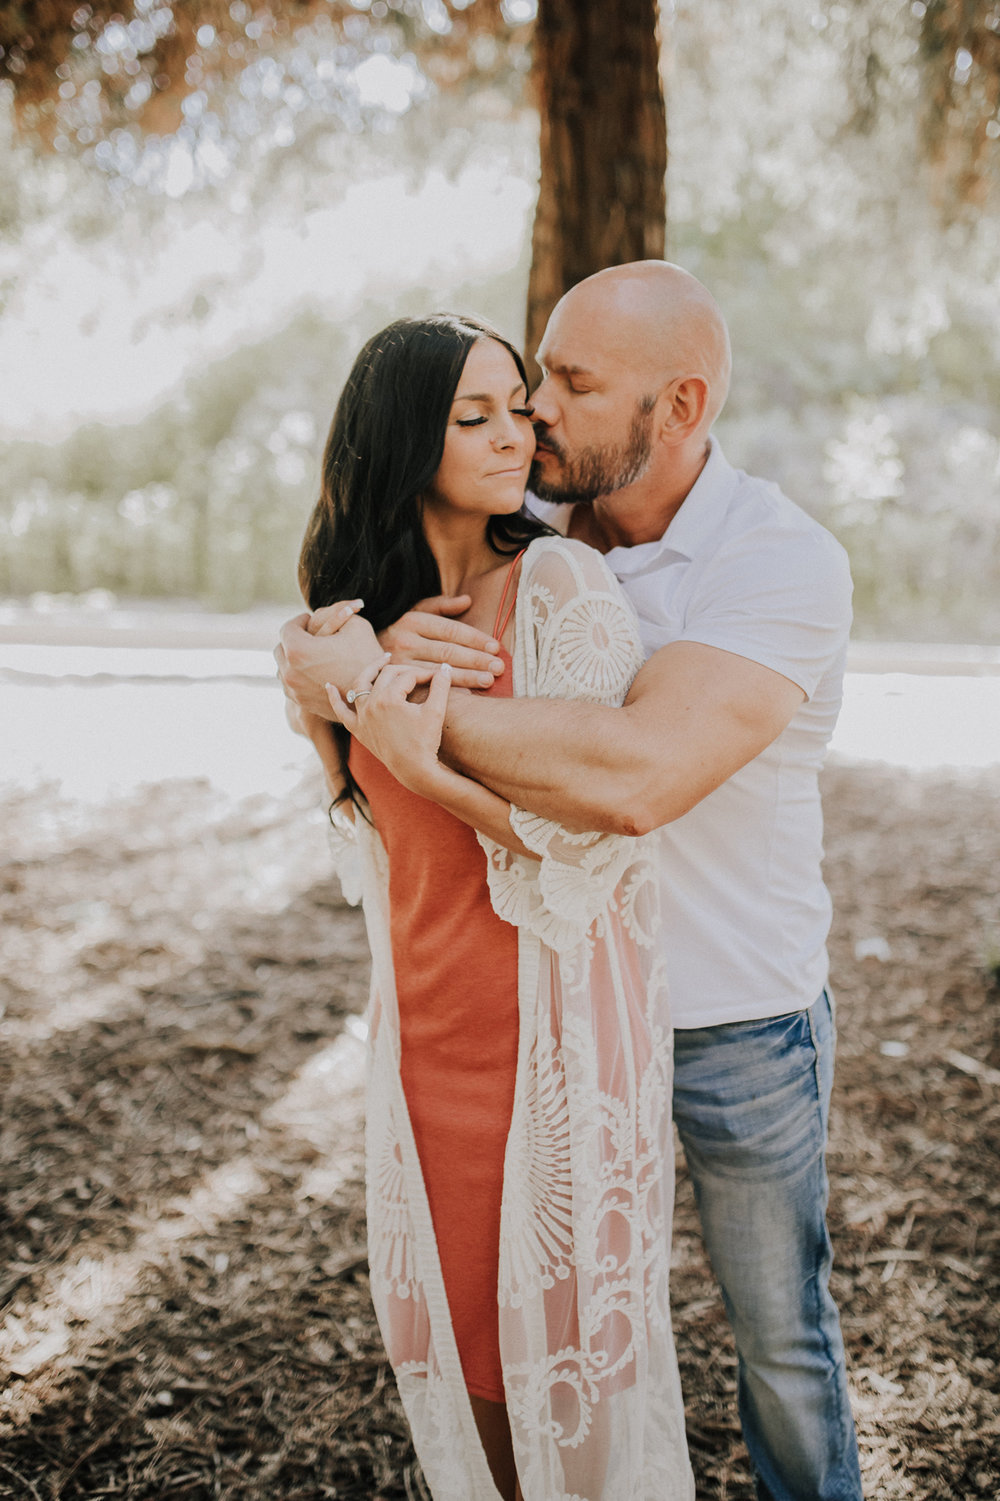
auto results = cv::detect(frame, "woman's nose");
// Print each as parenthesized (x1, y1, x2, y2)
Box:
(492, 415, 523, 449)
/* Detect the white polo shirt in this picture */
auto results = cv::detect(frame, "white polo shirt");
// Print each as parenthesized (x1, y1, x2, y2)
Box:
(531, 438, 853, 1028)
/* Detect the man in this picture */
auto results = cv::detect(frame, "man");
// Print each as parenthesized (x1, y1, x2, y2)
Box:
(277, 262, 863, 1501)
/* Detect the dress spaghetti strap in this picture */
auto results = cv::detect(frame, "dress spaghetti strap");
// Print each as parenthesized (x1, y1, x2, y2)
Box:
(492, 548, 527, 642)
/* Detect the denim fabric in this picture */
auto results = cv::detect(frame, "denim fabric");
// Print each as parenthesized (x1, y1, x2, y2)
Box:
(673, 992, 864, 1501)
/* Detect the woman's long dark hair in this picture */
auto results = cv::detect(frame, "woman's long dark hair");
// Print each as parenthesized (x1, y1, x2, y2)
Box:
(299, 312, 552, 808)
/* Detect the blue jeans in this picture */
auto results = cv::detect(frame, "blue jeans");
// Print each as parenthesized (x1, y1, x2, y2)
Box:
(672, 992, 863, 1501)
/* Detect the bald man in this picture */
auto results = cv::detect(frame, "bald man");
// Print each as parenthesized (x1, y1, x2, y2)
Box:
(277, 263, 864, 1501)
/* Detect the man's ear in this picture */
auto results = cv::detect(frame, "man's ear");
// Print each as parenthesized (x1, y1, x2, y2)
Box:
(657, 375, 710, 446)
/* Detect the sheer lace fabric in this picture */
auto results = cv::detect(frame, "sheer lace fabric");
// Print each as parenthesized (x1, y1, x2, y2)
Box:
(328, 538, 693, 1500)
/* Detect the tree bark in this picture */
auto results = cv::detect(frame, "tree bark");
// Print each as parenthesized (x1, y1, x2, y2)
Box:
(524, 0, 667, 372)
(920, 0, 1000, 212)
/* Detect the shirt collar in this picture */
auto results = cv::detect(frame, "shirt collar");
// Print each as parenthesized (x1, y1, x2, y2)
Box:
(604, 436, 737, 577)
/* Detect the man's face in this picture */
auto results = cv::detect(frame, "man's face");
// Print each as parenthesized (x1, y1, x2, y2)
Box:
(528, 297, 659, 506)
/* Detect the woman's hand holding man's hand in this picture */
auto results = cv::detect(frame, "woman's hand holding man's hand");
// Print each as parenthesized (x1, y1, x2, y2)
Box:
(328, 655, 454, 801)
(275, 594, 505, 721)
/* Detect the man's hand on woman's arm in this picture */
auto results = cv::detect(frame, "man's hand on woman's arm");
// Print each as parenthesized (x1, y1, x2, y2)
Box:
(275, 594, 505, 719)
(378, 595, 506, 688)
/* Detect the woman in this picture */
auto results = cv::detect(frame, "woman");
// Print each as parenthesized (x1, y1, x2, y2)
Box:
(291, 314, 692, 1501)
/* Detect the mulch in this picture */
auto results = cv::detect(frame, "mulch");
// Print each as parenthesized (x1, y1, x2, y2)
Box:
(0, 761, 997, 1499)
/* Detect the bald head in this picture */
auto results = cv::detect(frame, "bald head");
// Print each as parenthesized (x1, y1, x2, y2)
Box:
(548, 260, 732, 429)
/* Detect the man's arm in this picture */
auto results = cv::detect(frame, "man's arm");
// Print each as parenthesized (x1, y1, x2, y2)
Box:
(441, 640, 806, 836)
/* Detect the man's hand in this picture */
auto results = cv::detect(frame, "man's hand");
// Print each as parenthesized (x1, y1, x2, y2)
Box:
(378, 594, 505, 690)
(275, 608, 382, 720)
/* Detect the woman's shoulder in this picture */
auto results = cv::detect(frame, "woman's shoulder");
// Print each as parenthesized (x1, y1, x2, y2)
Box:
(521, 532, 625, 598)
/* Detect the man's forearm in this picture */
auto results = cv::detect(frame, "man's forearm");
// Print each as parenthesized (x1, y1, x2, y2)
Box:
(441, 640, 806, 836)
(441, 693, 662, 836)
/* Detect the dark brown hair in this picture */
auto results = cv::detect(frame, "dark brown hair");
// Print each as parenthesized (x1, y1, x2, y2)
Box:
(298, 312, 551, 807)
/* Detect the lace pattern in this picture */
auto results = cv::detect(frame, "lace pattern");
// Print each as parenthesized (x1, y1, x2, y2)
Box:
(476, 539, 650, 954)
(325, 801, 362, 908)
(350, 537, 693, 1499)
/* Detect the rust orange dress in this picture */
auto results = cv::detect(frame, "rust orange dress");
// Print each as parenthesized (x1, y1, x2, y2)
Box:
(348, 561, 522, 1403)
(332, 536, 690, 1497)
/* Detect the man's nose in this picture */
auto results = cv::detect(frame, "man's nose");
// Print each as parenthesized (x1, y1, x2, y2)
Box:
(529, 374, 557, 427)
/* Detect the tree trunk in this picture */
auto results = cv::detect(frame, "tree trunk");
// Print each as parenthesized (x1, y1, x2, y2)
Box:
(920, 0, 1000, 213)
(524, 0, 667, 372)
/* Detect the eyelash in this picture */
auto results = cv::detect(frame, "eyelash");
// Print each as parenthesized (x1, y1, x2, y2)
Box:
(457, 405, 535, 428)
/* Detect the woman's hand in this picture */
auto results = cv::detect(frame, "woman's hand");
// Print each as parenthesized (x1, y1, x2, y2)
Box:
(307, 599, 364, 637)
(327, 654, 453, 800)
(330, 653, 537, 858)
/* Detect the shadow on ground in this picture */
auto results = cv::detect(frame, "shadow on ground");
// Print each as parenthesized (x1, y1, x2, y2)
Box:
(0, 764, 997, 1498)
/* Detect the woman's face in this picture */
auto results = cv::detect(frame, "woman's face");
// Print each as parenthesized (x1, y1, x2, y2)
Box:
(422, 339, 536, 523)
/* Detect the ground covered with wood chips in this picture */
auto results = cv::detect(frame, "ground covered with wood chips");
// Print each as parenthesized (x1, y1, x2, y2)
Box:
(0, 762, 997, 1500)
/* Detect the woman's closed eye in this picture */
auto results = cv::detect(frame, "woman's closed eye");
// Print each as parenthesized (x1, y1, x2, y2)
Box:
(456, 405, 535, 428)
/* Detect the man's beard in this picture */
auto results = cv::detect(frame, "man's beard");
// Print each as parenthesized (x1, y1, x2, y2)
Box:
(529, 394, 656, 506)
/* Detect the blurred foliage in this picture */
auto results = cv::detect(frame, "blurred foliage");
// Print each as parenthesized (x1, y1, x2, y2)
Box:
(919, 0, 1000, 212)
(1, 0, 999, 636)
(0, 262, 534, 610)
(666, 0, 1000, 639)
(3, 0, 998, 213)
(0, 0, 534, 149)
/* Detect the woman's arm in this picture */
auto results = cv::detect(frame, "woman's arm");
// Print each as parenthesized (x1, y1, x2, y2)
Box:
(328, 659, 535, 859)
(286, 697, 352, 813)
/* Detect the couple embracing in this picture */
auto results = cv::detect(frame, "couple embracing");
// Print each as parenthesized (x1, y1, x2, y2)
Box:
(276, 261, 863, 1501)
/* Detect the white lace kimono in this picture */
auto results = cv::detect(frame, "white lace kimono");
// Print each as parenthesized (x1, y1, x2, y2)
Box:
(329, 537, 693, 1501)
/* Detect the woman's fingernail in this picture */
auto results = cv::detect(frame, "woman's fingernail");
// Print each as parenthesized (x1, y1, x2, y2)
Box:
(441, 662, 452, 675)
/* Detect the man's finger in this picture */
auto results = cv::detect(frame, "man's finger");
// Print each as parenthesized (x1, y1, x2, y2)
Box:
(279, 613, 311, 650)
(399, 657, 500, 691)
(448, 668, 501, 690)
(412, 593, 473, 618)
(383, 617, 504, 683)
(403, 610, 499, 651)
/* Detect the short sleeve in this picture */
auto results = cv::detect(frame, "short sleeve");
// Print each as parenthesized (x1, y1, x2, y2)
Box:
(678, 525, 853, 700)
(519, 536, 647, 704)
